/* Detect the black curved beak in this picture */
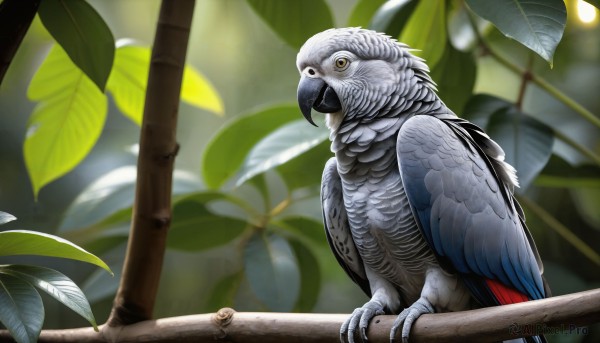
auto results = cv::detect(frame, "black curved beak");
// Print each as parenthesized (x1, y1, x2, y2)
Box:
(297, 75, 342, 127)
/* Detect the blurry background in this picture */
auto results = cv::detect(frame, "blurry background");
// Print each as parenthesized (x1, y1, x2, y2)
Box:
(0, 1, 599, 342)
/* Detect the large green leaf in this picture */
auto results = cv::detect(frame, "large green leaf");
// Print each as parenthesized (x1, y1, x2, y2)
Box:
(272, 216, 327, 248)
(289, 239, 321, 312)
(202, 104, 300, 189)
(107, 42, 223, 125)
(166, 191, 249, 251)
(246, 0, 334, 49)
(430, 43, 476, 114)
(369, 0, 417, 37)
(399, 0, 446, 69)
(0, 230, 112, 274)
(465, 0, 566, 65)
(462, 93, 512, 128)
(38, 0, 114, 91)
(244, 233, 300, 312)
(26, 44, 107, 199)
(0, 265, 97, 330)
(0, 211, 16, 225)
(347, 0, 388, 27)
(0, 273, 43, 343)
(236, 119, 329, 187)
(536, 155, 600, 188)
(59, 166, 202, 231)
(276, 139, 331, 191)
(486, 107, 554, 191)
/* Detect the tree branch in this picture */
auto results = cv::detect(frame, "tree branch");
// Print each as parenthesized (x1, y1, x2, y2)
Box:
(1, 289, 597, 343)
(106, 0, 196, 326)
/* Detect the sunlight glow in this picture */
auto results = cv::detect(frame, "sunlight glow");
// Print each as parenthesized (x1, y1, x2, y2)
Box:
(577, 0, 598, 25)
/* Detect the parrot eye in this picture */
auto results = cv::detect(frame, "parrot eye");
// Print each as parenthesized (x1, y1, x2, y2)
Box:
(335, 57, 349, 70)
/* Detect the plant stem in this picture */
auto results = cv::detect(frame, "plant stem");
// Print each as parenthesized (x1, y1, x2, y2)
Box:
(518, 196, 600, 267)
(553, 129, 600, 165)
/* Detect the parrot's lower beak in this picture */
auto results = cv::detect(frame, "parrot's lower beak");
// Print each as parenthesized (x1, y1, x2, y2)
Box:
(297, 75, 341, 127)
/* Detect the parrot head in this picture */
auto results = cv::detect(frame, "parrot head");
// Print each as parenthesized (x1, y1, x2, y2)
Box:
(296, 27, 435, 130)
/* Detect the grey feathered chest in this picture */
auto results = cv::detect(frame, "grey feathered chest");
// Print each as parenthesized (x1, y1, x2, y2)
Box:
(332, 118, 438, 302)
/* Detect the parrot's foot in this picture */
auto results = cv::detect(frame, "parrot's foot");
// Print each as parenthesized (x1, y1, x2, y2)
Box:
(340, 301, 385, 343)
(390, 297, 433, 343)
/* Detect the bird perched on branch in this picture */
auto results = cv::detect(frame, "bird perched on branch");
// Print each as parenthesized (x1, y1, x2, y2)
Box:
(296, 28, 549, 343)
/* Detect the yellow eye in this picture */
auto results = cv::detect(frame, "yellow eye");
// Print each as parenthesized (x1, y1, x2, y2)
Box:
(335, 57, 349, 69)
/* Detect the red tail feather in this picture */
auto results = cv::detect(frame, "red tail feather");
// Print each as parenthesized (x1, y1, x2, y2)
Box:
(486, 279, 529, 304)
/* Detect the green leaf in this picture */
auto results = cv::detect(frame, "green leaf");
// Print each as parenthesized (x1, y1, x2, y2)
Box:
(0, 230, 112, 275)
(462, 93, 512, 128)
(205, 271, 244, 311)
(276, 139, 331, 191)
(465, 0, 566, 65)
(244, 233, 300, 312)
(536, 155, 600, 188)
(0, 273, 43, 343)
(246, 0, 334, 49)
(486, 107, 554, 191)
(167, 193, 249, 251)
(236, 119, 329, 187)
(430, 43, 476, 114)
(399, 0, 447, 69)
(107, 43, 223, 125)
(59, 166, 202, 231)
(272, 216, 326, 248)
(38, 0, 114, 91)
(202, 104, 300, 189)
(289, 239, 321, 312)
(0, 265, 97, 330)
(571, 187, 600, 229)
(0, 211, 16, 225)
(369, 0, 417, 37)
(26, 44, 107, 199)
(347, 0, 388, 27)
(447, 1, 479, 52)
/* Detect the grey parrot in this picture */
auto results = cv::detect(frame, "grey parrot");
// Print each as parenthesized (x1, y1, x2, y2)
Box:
(296, 28, 549, 343)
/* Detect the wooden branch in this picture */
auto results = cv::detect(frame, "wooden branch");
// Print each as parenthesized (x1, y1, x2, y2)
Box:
(1, 289, 597, 343)
(106, 0, 196, 326)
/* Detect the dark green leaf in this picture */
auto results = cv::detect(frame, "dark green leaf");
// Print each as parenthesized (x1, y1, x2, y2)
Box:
(347, 0, 388, 27)
(289, 239, 321, 312)
(236, 120, 329, 187)
(0, 230, 112, 274)
(487, 107, 554, 191)
(536, 155, 600, 188)
(167, 194, 248, 251)
(0, 273, 43, 343)
(276, 139, 331, 191)
(244, 233, 300, 312)
(0, 211, 16, 225)
(571, 187, 600, 230)
(202, 104, 301, 189)
(60, 166, 202, 231)
(246, 0, 334, 49)
(430, 44, 476, 114)
(0, 265, 97, 330)
(38, 0, 114, 90)
(369, 0, 417, 37)
(465, 0, 566, 65)
(461, 93, 512, 128)
(272, 216, 326, 248)
(399, 0, 447, 69)
(205, 271, 244, 311)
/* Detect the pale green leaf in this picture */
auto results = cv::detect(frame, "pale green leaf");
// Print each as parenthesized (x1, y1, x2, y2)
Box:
(107, 43, 223, 125)
(38, 0, 114, 91)
(236, 119, 329, 186)
(399, 0, 447, 69)
(0, 211, 16, 225)
(272, 216, 327, 248)
(289, 239, 321, 312)
(246, 0, 334, 49)
(347, 0, 388, 27)
(465, 0, 566, 65)
(369, 0, 417, 37)
(244, 233, 300, 312)
(0, 273, 43, 343)
(26, 44, 107, 198)
(0, 230, 112, 275)
(202, 104, 300, 189)
(1, 265, 97, 330)
(430, 44, 477, 114)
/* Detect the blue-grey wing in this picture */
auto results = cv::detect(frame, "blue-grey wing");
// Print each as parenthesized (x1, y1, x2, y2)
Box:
(321, 157, 371, 297)
(396, 114, 546, 304)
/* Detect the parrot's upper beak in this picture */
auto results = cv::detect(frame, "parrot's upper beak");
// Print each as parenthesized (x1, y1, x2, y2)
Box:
(297, 75, 341, 127)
